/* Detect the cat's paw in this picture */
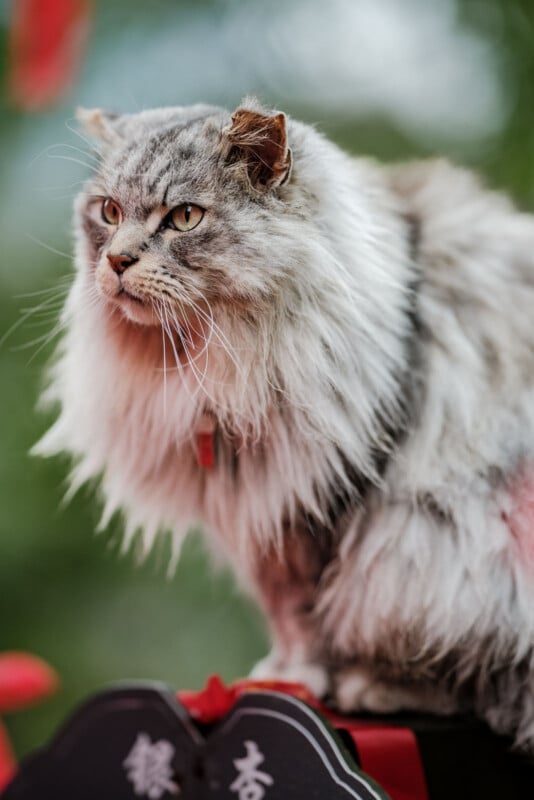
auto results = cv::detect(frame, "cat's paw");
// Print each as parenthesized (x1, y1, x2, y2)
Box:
(250, 653, 330, 698)
(334, 665, 459, 715)
(334, 666, 408, 713)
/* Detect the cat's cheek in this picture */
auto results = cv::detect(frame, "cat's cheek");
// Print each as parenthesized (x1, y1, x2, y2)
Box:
(78, 237, 103, 275)
(80, 214, 109, 269)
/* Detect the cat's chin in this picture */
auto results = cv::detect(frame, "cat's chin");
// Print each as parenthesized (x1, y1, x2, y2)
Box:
(113, 289, 158, 326)
(97, 286, 158, 327)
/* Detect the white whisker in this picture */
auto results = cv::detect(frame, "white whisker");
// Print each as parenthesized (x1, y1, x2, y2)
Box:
(24, 233, 72, 260)
(26, 322, 64, 364)
(64, 119, 103, 155)
(1, 292, 68, 348)
(15, 278, 72, 299)
(46, 153, 96, 171)
(165, 299, 216, 404)
(160, 301, 193, 399)
(157, 300, 168, 418)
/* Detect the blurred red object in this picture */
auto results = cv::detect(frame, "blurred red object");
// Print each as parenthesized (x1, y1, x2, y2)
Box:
(0, 652, 58, 791)
(0, 724, 15, 795)
(8, 0, 92, 110)
(0, 652, 58, 713)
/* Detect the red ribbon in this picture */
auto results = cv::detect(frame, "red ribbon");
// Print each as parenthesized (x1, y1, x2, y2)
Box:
(346, 723, 429, 800)
(178, 674, 320, 724)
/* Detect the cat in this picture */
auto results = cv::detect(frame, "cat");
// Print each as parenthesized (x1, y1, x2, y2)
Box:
(35, 97, 534, 752)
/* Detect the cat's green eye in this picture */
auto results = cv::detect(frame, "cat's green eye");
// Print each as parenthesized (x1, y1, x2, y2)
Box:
(101, 198, 122, 226)
(169, 203, 204, 232)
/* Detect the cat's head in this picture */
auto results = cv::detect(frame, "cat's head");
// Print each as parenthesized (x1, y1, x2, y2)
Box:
(75, 99, 297, 331)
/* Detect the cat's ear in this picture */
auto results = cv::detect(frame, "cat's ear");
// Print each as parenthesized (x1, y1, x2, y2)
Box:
(223, 105, 292, 191)
(75, 107, 121, 144)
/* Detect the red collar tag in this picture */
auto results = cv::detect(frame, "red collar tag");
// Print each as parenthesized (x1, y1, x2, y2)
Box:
(195, 414, 216, 468)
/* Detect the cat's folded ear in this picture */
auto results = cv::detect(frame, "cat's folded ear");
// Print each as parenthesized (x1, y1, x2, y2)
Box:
(223, 102, 292, 191)
(76, 107, 122, 145)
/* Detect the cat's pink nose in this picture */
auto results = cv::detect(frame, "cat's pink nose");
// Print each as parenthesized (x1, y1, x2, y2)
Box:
(107, 252, 138, 274)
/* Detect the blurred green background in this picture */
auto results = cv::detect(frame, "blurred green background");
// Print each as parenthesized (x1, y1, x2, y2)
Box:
(1, 0, 534, 759)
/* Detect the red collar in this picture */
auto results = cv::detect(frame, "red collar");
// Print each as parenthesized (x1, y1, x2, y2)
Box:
(195, 413, 216, 468)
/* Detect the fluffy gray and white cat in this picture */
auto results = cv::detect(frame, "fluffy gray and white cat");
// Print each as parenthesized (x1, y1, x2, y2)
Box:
(36, 99, 534, 751)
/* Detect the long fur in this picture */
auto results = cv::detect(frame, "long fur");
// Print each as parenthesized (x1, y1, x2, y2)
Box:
(36, 101, 534, 750)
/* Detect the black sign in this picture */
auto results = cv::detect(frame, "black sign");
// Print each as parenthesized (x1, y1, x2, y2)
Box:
(1, 684, 388, 800)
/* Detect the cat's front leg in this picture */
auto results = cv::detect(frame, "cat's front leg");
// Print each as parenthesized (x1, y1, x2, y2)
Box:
(249, 528, 332, 698)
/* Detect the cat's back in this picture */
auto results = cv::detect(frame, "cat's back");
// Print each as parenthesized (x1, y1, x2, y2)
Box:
(387, 157, 534, 363)
(387, 157, 534, 290)
(383, 157, 534, 482)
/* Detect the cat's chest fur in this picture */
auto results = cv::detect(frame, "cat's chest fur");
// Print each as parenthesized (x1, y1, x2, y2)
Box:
(42, 299, 331, 559)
